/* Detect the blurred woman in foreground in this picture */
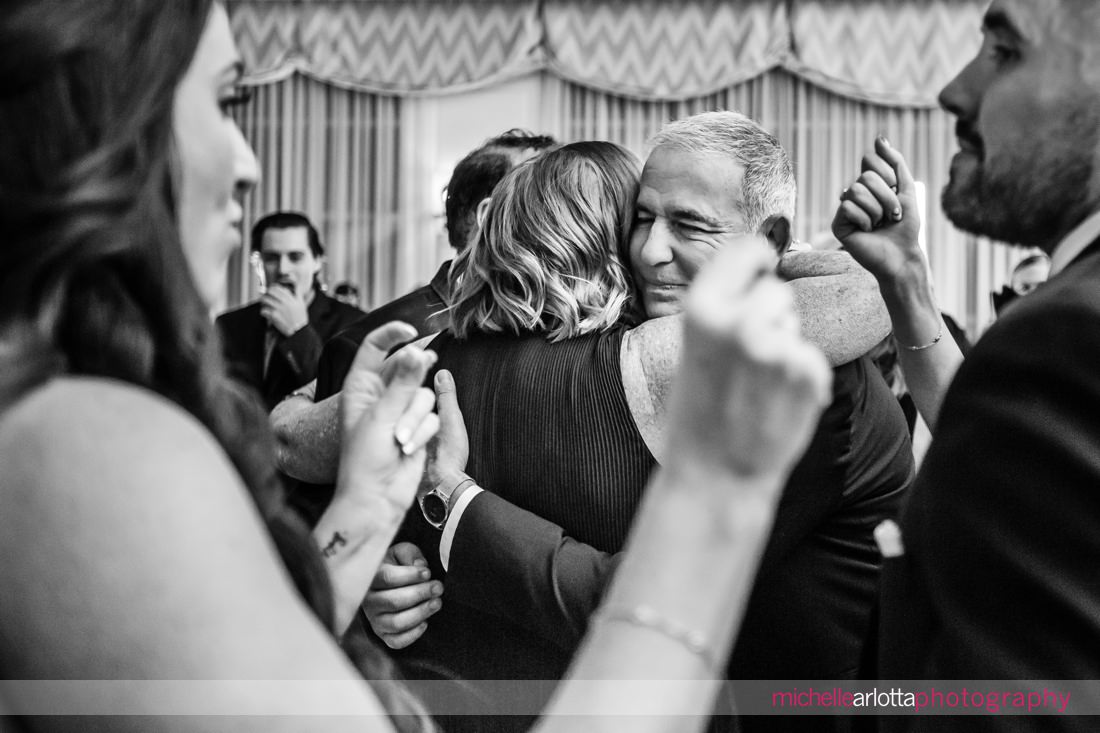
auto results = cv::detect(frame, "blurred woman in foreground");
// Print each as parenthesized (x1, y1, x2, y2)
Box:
(0, 2, 830, 732)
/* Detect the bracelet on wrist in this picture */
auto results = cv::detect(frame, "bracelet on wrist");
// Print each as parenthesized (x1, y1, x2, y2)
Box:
(899, 323, 943, 351)
(593, 604, 717, 672)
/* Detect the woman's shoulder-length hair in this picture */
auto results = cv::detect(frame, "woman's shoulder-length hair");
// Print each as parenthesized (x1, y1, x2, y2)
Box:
(447, 140, 641, 343)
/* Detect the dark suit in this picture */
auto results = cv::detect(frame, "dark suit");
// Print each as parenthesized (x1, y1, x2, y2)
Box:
(874, 239, 1100, 733)
(313, 261, 451, 403)
(395, 350, 914, 733)
(216, 290, 365, 410)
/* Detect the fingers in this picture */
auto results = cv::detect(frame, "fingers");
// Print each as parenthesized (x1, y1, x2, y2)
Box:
(262, 286, 298, 307)
(434, 369, 468, 446)
(390, 541, 428, 569)
(875, 136, 916, 197)
(860, 148, 898, 189)
(371, 559, 430, 590)
(372, 347, 437, 427)
(434, 369, 458, 406)
(348, 322, 420, 380)
(364, 576, 443, 647)
(365, 580, 443, 618)
(685, 238, 781, 335)
(378, 622, 429, 650)
(839, 174, 901, 231)
(394, 387, 439, 453)
(364, 567, 444, 641)
(399, 411, 440, 457)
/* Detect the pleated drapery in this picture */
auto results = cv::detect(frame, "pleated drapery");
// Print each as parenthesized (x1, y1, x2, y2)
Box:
(228, 0, 986, 106)
(224, 0, 1018, 336)
(228, 76, 414, 310)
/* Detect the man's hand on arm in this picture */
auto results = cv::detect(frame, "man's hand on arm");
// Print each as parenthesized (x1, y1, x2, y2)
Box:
(363, 542, 443, 649)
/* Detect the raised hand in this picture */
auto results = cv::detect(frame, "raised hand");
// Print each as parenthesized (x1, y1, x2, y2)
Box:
(260, 283, 310, 336)
(335, 323, 439, 518)
(314, 323, 440, 634)
(832, 136, 925, 285)
(668, 236, 832, 490)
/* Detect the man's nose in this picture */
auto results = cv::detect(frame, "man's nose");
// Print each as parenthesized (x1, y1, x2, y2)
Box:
(638, 220, 675, 267)
(938, 54, 980, 121)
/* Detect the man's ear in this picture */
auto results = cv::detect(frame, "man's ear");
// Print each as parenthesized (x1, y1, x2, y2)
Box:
(761, 215, 793, 255)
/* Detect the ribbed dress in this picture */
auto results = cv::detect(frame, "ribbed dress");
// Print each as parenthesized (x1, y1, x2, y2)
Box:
(428, 325, 654, 553)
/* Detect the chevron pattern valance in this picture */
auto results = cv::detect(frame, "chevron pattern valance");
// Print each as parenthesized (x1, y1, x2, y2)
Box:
(227, 0, 986, 106)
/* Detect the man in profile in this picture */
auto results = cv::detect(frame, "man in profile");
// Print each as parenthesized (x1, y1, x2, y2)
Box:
(216, 211, 364, 410)
(827, 2, 1100, 729)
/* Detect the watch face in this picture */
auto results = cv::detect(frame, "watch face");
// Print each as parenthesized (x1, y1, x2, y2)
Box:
(422, 494, 448, 526)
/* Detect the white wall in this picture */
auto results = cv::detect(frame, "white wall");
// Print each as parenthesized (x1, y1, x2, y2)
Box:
(398, 74, 547, 289)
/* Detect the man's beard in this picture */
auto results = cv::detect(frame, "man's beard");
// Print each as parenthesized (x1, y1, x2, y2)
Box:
(942, 105, 1099, 250)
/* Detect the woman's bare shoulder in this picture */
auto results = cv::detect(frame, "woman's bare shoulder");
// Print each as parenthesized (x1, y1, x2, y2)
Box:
(0, 376, 241, 515)
(2, 376, 223, 461)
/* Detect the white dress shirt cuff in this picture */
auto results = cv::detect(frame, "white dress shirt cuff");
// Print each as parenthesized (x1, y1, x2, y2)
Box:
(439, 486, 483, 572)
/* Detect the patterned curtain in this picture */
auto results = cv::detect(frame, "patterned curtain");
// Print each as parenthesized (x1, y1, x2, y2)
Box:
(787, 0, 986, 107)
(227, 0, 543, 94)
(540, 71, 1018, 338)
(229, 0, 986, 106)
(542, 0, 789, 100)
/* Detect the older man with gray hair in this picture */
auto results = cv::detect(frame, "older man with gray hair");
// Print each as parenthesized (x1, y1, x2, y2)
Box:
(367, 111, 913, 733)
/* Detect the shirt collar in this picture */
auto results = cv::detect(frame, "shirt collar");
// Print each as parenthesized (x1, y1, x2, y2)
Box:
(1050, 209, 1100, 277)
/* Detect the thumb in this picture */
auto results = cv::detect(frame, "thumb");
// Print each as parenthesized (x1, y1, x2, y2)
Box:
(370, 346, 437, 426)
(391, 542, 428, 568)
(877, 136, 916, 198)
(346, 322, 419, 386)
(434, 370, 462, 434)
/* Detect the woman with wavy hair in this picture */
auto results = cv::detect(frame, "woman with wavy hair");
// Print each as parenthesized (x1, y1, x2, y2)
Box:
(0, 1, 839, 731)
(372, 136, 911, 733)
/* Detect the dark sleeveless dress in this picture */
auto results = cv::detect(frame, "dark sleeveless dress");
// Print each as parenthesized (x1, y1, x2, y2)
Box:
(389, 325, 653, 730)
(429, 326, 654, 552)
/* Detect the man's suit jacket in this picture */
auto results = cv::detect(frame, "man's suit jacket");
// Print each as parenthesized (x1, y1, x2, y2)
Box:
(394, 356, 914, 733)
(314, 260, 450, 402)
(216, 290, 365, 410)
(874, 239, 1100, 733)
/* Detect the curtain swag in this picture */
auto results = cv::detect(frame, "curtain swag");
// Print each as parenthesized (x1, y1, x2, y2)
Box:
(228, 0, 985, 106)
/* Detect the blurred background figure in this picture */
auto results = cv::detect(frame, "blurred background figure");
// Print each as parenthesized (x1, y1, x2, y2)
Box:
(217, 211, 365, 410)
(991, 252, 1051, 317)
(332, 281, 361, 307)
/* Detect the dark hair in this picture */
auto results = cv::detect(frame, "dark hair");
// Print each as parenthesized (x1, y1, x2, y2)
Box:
(333, 282, 359, 298)
(443, 128, 558, 251)
(0, 3, 428, 727)
(251, 210, 324, 257)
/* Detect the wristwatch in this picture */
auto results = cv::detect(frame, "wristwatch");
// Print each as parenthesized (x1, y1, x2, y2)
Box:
(419, 478, 475, 530)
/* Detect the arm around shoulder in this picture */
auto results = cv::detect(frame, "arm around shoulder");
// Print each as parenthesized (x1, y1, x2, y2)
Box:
(781, 251, 891, 366)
